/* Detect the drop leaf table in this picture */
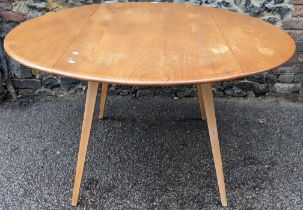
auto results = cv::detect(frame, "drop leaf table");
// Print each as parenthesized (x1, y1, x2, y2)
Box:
(4, 2, 295, 207)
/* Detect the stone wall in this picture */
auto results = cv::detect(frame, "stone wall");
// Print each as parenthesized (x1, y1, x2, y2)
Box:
(0, 0, 302, 99)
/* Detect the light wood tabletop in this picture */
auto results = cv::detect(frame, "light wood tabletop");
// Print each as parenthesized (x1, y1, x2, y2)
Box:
(4, 3, 296, 207)
(4, 3, 295, 86)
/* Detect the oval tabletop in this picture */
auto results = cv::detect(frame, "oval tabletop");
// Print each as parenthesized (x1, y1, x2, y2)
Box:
(4, 3, 295, 86)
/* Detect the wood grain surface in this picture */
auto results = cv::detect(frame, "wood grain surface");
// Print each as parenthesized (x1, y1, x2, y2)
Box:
(4, 3, 295, 86)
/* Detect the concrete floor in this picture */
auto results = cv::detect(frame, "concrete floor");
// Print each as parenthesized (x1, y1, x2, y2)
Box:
(0, 95, 302, 209)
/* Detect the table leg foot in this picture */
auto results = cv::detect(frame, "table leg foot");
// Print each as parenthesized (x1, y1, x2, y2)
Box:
(197, 84, 207, 120)
(99, 82, 108, 119)
(71, 81, 99, 206)
(200, 83, 227, 207)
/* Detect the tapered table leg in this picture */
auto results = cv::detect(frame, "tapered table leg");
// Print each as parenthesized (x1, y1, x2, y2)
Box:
(99, 82, 108, 119)
(198, 83, 227, 207)
(197, 85, 207, 120)
(72, 81, 99, 206)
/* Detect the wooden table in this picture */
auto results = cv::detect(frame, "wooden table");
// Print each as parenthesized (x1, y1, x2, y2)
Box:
(4, 3, 295, 207)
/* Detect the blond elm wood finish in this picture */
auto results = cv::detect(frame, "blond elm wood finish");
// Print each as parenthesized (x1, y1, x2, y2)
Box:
(199, 83, 227, 206)
(197, 85, 207, 120)
(72, 81, 99, 206)
(207, 8, 295, 74)
(4, 3, 295, 86)
(99, 82, 108, 119)
(4, 5, 98, 72)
